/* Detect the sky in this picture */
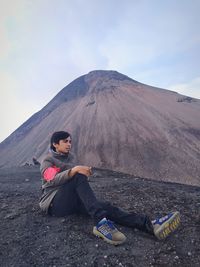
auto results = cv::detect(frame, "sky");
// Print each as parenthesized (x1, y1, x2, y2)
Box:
(1, 0, 200, 142)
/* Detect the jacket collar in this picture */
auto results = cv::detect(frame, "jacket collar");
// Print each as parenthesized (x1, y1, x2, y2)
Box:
(50, 148, 69, 158)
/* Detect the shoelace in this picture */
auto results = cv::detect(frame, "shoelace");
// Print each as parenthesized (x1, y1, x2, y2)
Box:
(98, 220, 117, 235)
(152, 214, 173, 225)
(158, 214, 171, 223)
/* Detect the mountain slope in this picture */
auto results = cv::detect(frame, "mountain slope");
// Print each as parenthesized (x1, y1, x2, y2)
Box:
(0, 70, 200, 185)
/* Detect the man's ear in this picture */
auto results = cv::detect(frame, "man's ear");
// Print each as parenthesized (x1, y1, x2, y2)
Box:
(53, 142, 58, 149)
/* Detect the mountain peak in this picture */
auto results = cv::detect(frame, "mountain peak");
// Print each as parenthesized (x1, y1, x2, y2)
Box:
(83, 70, 139, 95)
(52, 70, 136, 105)
(85, 69, 137, 83)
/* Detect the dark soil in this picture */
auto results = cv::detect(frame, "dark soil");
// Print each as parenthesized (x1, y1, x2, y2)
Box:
(0, 166, 200, 267)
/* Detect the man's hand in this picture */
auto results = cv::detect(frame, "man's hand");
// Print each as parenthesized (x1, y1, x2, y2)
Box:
(69, 165, 92, 178)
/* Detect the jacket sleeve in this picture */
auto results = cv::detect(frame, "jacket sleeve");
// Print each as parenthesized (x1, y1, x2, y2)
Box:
(40, 158, 72, 187)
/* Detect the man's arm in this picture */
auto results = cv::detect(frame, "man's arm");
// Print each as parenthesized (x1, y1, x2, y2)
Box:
(41, 158, 92, 187)
(41, 160, 72, 187)
(69, 166, 92, 177)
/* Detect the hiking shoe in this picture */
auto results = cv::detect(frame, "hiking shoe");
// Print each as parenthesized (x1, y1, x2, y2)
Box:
(152, 211, 180, 240)
(93, 218, 126, 245)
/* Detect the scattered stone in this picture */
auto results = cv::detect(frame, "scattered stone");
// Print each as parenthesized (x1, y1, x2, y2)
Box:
(1, 203, 8, 209)
(0, 166, 200, 266)
(4, 213, 18, 220)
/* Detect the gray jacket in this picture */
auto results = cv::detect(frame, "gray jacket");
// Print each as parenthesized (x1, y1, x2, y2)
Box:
(39, 149, 76, 213)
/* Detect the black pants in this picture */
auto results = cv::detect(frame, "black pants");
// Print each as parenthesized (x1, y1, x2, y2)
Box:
(49, 173, 153, 233)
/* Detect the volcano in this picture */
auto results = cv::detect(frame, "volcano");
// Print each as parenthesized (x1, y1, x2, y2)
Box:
(0, 70, 200, 186)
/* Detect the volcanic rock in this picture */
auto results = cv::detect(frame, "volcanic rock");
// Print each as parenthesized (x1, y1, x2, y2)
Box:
(0, 166, 200, 266)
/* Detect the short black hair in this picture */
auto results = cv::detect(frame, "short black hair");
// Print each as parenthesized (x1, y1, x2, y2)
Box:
(50, 131, 71, 151)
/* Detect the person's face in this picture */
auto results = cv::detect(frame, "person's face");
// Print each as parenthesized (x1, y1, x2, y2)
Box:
(53, 136, 72, 154)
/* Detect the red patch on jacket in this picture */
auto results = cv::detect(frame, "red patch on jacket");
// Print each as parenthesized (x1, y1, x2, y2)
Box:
(43, 166, 61, 181)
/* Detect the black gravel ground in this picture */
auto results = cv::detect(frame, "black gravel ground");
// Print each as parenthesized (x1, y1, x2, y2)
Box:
(0, 166, 200, 267)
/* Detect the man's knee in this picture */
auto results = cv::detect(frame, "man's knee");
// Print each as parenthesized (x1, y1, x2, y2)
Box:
(99, 201, 112, 209)
(72, 173, 88, 182)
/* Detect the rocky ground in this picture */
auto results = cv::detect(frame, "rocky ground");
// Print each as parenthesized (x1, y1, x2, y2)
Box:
(0, 166, 200, 267)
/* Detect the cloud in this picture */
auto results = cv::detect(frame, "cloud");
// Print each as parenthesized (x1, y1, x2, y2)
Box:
(0, 0, 27, 60)
(0, 22, 11, 60)
(100, 0, 200, 68)
(1, 71, 36, 142)
(169, 77, 200, 99)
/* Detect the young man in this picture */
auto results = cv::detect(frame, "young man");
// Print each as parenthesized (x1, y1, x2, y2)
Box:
(39, 131, 180, 245)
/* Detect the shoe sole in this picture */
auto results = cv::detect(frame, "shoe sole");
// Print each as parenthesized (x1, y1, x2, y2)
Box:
(93, 227, 126, 245)
(154, 211, 180, 240)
